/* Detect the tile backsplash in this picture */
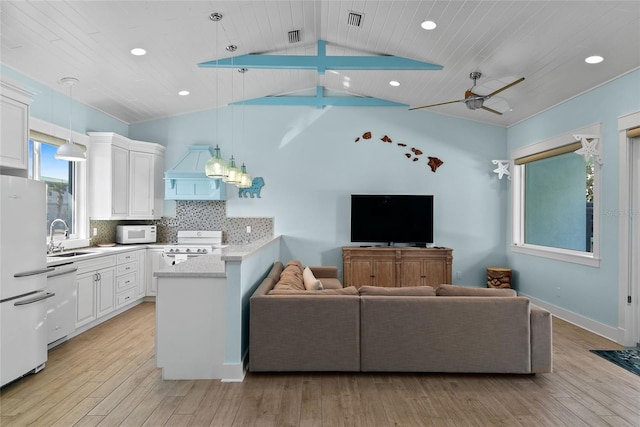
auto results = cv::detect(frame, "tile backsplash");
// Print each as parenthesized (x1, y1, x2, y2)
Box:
(90, 200, 273, 245)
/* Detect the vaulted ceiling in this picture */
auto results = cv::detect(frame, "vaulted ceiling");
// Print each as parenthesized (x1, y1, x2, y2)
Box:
(1, 1, 639, 126)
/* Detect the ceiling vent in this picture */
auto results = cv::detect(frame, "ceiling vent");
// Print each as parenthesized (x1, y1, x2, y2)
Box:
(347, 11, 364, 27)
(288, 29, 301, 43)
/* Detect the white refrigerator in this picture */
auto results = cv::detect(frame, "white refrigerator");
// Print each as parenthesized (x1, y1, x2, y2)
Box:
(0, 175, 54, 387)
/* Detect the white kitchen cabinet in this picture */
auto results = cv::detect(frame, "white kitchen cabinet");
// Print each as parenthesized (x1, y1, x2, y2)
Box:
(137, 250, 147, 299)
(96, 267, 116, 317)
(115, 250, 142, 308)
(0, 82, 32, 172)
(87, 132, 165, 220)
(147, 248, 171, 296)
(75, 272, 97, 327)
(75, 255, 116, 328)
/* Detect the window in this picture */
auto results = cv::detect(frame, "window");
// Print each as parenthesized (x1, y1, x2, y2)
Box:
(511, 124, 601, 266)
(28, 138, 77, 236)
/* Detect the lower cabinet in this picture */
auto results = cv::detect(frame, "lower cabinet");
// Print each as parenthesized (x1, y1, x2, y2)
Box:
(96, 268, 116, 317)
(75, 256, 116, 328)
(74, 250, 146, 329)
(147, 248, 171, 296)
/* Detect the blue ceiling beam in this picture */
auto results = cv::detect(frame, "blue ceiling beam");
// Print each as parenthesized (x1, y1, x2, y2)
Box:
(199, 40, 442, 74)
(229, 86, 408, 109)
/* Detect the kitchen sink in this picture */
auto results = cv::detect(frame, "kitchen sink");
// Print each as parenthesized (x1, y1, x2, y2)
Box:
(49, 251, 93, 258)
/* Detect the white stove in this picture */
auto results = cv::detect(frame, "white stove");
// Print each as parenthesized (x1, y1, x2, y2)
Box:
(162, 231, 225, 264)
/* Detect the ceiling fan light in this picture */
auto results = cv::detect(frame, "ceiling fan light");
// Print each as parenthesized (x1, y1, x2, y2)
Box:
(465, 98, 484, 110)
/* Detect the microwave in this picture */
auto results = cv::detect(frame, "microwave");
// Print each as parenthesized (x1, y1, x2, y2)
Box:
(116, 225, 157, 244)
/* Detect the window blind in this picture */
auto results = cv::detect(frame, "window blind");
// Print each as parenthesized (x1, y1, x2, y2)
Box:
(29, 130, 87, 152)
(514, 141, 582, 165)
(627, 127, 640, 139)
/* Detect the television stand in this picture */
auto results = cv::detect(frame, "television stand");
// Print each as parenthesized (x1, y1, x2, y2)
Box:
(342, 246, 453, 288)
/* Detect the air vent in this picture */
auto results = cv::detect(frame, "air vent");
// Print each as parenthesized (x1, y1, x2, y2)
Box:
(288, 29, 301, 43)
(347, 11, 364, 27)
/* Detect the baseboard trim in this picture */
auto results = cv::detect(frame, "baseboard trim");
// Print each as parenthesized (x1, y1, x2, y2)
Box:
(520, 292, 623, 344)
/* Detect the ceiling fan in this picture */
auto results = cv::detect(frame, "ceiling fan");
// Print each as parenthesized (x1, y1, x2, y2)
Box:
(409, 72, 525, 115)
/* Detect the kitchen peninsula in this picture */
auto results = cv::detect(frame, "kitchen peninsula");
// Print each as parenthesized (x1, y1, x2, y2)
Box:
(154, 235, 281, 382)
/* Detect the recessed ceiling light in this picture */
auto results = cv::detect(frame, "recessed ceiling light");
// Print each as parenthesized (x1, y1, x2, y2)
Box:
(389, 80, 400, 87)
(585, 55, 604, 64)
(130, 48, 147, 56)
(421, 20, 437, 30)
(178, 90, 190, 96)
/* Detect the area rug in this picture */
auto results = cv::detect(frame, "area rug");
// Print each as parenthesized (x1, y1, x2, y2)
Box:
(590, 349, 640, 376)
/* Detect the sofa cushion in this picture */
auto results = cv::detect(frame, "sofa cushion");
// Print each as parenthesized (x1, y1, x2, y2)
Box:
(359, 286, 436, 296)
(436, 284, 517, 297)
(303, 266, 323, 290)
(273, 260, 305, 291)
(319, 278, 342, 290)
(268, 286, 359, 296)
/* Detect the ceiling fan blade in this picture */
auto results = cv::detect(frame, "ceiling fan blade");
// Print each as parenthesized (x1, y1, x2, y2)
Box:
(482, 105, 503, 115)
(409, 99, 463, 111)
(487, 77, 525, 97)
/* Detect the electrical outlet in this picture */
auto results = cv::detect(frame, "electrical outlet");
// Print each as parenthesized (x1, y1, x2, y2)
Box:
(246, 226, 252, 233)
(93, 227, 97, 236)
(455, 271, 462, 280)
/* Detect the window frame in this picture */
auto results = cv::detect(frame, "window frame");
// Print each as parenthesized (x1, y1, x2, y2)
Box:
(30, 117, 90, 249)
(511, 123, 601, 267)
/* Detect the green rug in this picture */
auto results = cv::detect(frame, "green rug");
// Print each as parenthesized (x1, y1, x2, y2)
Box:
(590, 349, 640, 376)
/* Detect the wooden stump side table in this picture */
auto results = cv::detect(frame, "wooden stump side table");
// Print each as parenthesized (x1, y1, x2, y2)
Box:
(487, 267, 512, 289)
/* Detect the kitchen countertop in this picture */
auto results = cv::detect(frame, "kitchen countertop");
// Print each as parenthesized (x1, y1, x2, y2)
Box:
(46, 243, 151, 266)
(46, 235, 281, 270)
(154, 235, 281, 278)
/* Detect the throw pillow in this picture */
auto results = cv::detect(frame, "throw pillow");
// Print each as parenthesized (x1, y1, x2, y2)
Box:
(358, 285, 436, 296)
(436, 284, 517, 297)
(303, 266, 323, 291)
(268, 287, 359, 296)
(273, 261, 305, 291)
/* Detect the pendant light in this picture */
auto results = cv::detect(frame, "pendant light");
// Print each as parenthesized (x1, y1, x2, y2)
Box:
(55, 77, 86, 162)
(205, 144, 228, 178)
(205, 12, 228, 180)
(223, 45, 241, 185)
(237, 68, 252, 188)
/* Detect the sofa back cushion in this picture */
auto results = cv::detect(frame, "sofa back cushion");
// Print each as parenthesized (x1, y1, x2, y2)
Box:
(436, 284, 517, 297)
(359, 286, 436, 296)
(269, 286, 358, 296)
(273, 260, 305, 291)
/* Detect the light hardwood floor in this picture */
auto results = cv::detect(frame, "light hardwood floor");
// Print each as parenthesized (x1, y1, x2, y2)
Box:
(1, 302, 639, 426)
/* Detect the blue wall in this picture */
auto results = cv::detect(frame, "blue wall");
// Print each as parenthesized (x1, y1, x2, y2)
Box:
(1, 65, 129, 136)
(507, 69, 640, 328)
(131, 105, 510, 285)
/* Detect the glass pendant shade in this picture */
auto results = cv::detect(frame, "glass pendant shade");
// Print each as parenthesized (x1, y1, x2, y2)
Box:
(237, 163, 252, 188)
(205, 145, 229, 179)
(55, 139, 86, 161)
(224, 156, 242, 185)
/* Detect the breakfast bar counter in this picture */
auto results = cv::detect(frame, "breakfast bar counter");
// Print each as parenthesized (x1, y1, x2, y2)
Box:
(154, 236, 281, 381)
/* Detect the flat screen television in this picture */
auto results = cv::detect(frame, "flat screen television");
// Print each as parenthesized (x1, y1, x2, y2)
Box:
(350, 194, 434, 245)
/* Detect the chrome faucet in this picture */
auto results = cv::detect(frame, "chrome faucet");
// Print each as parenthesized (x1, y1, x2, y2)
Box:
(48, 218, 69, 254)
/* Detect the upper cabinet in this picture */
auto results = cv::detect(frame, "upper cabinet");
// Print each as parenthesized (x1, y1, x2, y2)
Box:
(0, 81, 32, 173)
(87, 132, 165, 220)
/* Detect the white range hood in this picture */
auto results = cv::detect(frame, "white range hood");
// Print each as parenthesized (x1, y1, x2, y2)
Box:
(164, 145, 226, 201)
